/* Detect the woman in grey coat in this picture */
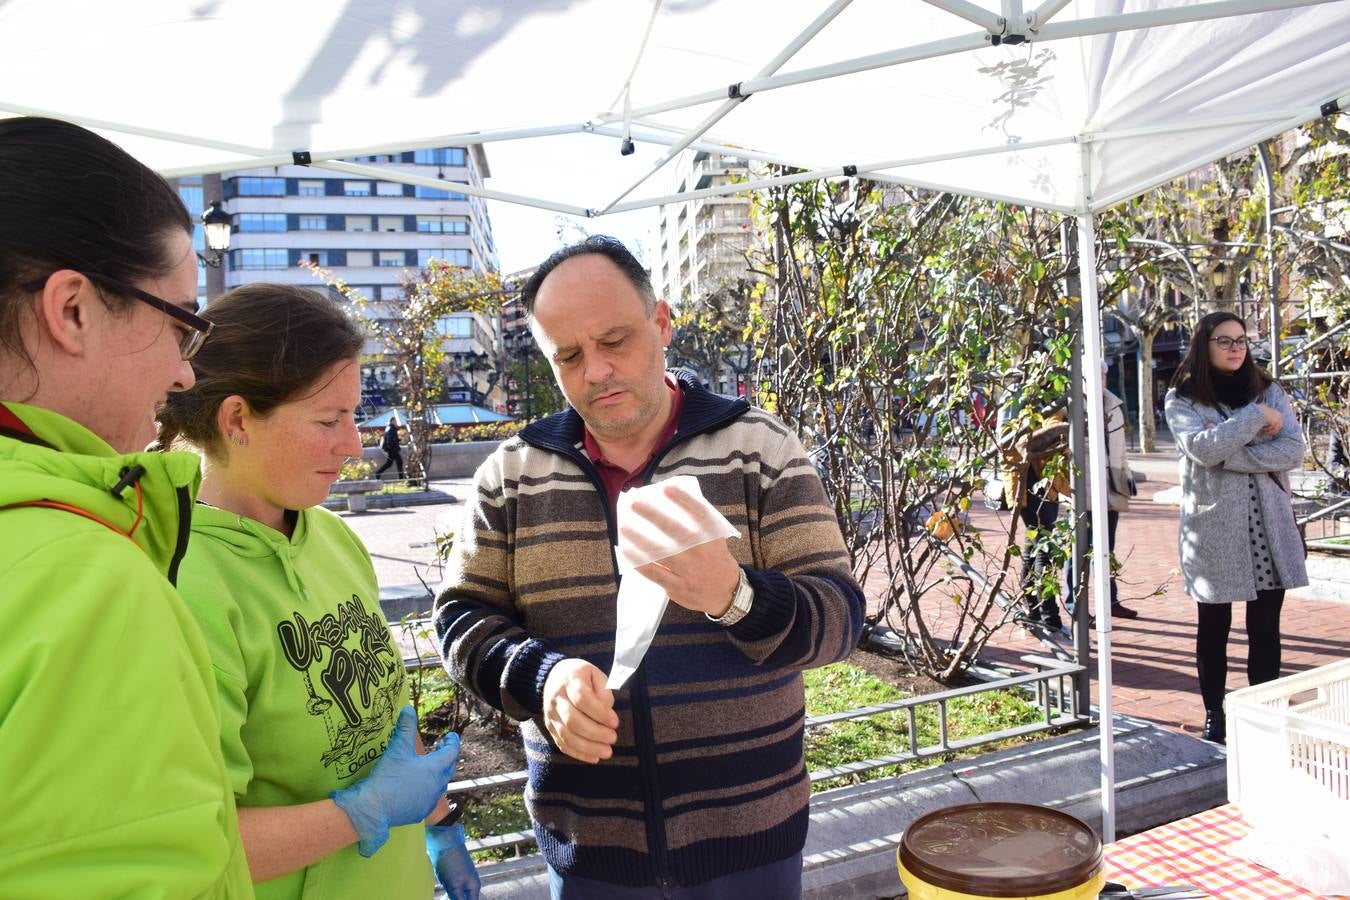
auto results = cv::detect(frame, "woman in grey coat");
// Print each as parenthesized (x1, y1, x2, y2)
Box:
(1164, 311, 1307, 744)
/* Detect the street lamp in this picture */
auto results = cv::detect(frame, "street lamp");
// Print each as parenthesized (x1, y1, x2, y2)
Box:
(198, 201, 231, 268)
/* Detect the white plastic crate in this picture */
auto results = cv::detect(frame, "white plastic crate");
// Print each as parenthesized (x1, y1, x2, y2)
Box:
(1226, 658, 1350, 810)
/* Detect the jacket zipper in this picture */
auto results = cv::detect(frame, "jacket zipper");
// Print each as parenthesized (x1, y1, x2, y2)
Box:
(520, 396, 750, 885)
(166, 484, 194, 586)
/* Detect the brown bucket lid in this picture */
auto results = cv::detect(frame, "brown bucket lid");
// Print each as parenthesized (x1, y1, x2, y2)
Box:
(898, 802, 1102, 897)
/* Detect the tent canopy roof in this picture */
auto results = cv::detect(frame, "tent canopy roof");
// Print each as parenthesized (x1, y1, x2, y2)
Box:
(1, 0, 1346, 216)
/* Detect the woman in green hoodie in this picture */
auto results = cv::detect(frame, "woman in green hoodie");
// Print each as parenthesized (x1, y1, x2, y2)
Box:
(0, 117, 253, 897)
(157, 283, 478, 900)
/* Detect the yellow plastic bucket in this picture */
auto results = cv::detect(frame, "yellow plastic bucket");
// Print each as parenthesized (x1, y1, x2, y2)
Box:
(897, 802, 1104, 900)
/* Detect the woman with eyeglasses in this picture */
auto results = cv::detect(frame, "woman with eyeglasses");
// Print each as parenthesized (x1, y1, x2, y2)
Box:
(156, 284, 477, 900)
(1164, 310, 1307, 744)
(0, 117, 251, 894)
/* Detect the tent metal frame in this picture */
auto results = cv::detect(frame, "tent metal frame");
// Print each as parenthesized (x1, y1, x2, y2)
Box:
(4, 0, 1346, 844)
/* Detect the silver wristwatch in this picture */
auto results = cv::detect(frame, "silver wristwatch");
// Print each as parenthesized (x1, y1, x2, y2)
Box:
(708, 568, 754, 626)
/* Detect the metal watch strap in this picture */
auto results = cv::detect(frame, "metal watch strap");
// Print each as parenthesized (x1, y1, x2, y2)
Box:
(708, 568, 753, 626)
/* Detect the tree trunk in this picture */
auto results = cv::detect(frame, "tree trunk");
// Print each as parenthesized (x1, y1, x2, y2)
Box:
(1138, 331, 1157, 452)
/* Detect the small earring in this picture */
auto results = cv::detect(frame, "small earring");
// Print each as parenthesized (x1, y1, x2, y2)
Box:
(230, 433, 248, 447)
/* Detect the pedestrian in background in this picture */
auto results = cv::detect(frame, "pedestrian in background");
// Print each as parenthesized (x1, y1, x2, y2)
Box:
(377, 419, 405, 480)
(1165, 311, 1307, 744)
(1064, 363, 1139, 623)
(998, 375, 1069, 632)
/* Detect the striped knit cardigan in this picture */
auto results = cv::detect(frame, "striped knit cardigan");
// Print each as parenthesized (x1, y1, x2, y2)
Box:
(434, 375, 865, 888)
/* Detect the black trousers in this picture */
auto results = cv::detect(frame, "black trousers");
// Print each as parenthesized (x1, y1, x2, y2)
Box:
(1195, 589, 1285, 713)
(1064, 510, 1119, 609)
(375, 449, 404, 479)
(1018, 480, 1060, 620)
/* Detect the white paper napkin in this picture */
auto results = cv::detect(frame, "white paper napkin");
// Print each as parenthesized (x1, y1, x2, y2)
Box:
(606, 475, 740, 689)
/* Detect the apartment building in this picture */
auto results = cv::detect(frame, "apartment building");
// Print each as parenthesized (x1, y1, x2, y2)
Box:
(178, 146, 503, 410)
(652, 150, 754, 306)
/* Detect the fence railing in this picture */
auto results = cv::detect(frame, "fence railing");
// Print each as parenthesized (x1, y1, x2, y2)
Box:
(404, 653, 1087, 857)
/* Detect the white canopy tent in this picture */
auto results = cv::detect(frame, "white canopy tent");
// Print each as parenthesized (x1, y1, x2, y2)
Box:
(3, 0, 1348, 839)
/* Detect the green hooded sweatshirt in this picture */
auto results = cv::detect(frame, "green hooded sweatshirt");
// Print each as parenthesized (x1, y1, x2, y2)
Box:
(177, 503, 430, 900)
(0, 402, 253, 899)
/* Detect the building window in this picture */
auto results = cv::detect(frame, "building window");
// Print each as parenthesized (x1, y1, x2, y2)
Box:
(298, 180, 325, 196)
(302, 251, 329, 266)
(416, 216, 468, 234)
(376, 181, 404, 197)
(237, 213, 286, 233)
(232, 248, 287, 269)
(378, 251, 405, 267)
(378, 285, 404, 301)
(345, 251, 373, 267)
(415, 186, 451, 200)
(377, 216, 404, 232)
(298, 215, 326, 230)
(235, 177, 285, 196)
(344, 181, 371, 197)
(418, 248, 472, 267)
(345, 216, 372, 232)
(414, 147, 468, 166)
(435, 315, 472, 337)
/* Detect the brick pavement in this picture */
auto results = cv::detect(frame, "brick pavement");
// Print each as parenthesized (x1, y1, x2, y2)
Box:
(344, 460, 1350, 740)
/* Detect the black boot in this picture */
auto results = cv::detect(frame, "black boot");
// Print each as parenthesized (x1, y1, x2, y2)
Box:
(1202, 709, 1226, 745)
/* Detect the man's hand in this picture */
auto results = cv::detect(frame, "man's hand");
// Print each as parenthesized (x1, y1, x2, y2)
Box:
(542, 658, 618, 764)
(1255, 403, 1283, 437)
(624, 482, 741, 617)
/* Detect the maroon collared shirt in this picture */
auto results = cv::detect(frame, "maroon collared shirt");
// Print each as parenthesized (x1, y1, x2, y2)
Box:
(583, 376, 683, 519)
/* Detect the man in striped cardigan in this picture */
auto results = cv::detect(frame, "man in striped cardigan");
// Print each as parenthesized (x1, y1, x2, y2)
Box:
(434, 236, 864, 898)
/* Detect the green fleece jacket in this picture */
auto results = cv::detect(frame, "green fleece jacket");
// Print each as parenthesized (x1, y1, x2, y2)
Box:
(177, 503, 429, 900)
(0, 402, 253, 899)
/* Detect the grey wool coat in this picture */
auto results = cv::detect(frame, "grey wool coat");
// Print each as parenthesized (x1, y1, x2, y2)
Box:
(1164, 382, 1308, 603)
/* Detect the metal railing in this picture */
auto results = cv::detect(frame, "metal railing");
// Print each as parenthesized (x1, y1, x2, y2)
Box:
(404, 653, 1087, 856)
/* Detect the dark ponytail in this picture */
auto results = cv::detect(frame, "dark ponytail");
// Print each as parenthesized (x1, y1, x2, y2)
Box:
(0, 117, 193, 372)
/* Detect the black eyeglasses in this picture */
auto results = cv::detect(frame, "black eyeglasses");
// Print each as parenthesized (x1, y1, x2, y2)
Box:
(1210, 336, 1249, 352)
(23, 271, 213, 359)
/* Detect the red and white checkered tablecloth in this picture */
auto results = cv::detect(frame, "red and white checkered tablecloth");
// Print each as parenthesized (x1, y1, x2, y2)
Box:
(1104, 804, 1347, 900)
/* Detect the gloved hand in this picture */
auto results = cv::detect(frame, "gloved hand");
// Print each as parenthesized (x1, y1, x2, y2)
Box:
(331, 706, 460, 856)
(427, 822, 481, 900)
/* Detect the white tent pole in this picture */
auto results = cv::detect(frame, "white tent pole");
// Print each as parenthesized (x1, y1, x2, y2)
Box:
(607, 166, 853, 213)
(0, 101, 272, 156)
(1076, 139, 1117, 843)
(310, 159, 593, 217)
(600, 31, 988, 124)
(605, 134, 1076, 213)
(156, 122, 589, 177)
(595, 0, 856, 215)
(1090, 87, 1350, 209)
(1024, 0, 1074, 30)
(867, 172, 1079, 212)
(589, 123, 807, 168)
(1035, 0, 1333, 41)
(919, 0, 1004, 32)
(606, 0, 1330, 126)
(1086, 107, 1331, 141)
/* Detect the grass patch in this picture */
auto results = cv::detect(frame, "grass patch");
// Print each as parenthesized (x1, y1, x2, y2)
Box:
(374, 482, 423, 495)
(803, 664, 1042, 791)
(424, 661, 1044, 861)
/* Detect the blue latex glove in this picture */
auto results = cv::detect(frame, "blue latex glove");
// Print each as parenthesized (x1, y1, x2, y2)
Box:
(427, 822, 480, 900)
(331, 706, 460, 856)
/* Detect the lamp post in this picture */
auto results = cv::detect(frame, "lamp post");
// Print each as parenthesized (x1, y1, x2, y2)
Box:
(198, 201, 231, 268)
